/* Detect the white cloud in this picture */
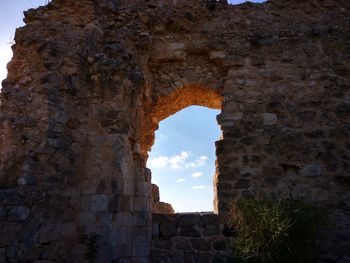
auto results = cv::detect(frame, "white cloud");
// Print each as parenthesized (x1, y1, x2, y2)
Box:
(199, 156, 208, 161)
(186, 155, 208, 168)
(192, 185, 208, 190)
(169, 151, 189, 169)
(148, 152, 210, 170)
(147, 156, 169, 168)
(148, 151, 190, 169)
(191, 172, 204, 178)
(176, 178, 186, 183)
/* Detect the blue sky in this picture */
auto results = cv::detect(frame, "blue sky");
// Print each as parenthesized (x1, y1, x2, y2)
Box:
(0, 0, 266, 212)
(147, 106, 221, 212)
(0, 1, 50, 82)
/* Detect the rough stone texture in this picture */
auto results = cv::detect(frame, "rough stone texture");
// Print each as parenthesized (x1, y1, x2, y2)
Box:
(0, 0, 349, 262)
(152, 184, 175, 214)
(151, 213, 232, 263)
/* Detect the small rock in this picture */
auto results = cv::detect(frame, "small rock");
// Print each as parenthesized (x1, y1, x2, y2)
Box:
(8, 206, 30, 221)
(301, 164, 323, 177)
(191, 238, 210, 250)
(18, 175, 37, 186)
(263, 113, 278, 125)
(209, 51, 226, 59)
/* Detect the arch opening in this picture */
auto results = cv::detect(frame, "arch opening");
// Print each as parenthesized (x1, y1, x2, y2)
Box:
(228, 0, 267, 5)
(147, 106, 221, 213)
(143, 84, 222, 213)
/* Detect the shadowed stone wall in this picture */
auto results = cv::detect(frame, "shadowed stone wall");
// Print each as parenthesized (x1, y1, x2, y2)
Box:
(0, 0, 349, 262)
(151, 213, 231, 263)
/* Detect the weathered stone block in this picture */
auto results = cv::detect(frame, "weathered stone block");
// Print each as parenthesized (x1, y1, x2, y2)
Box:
(152, 223, 159, 237)
(135, 197, 150, 212)
(78, 212, 95, 226)
(151, 40, 186, 62)
(38, 225, 59, 243)
(179, 227, 200, 237)
(301, 164, 323, 177)
(203, 225, 220, 236)
(60, 222, 77, 238)
(132, 242, 150, 257)
(116, 212, 133, 226)
(199, 214, 219, 226)
(191, 238, 211, 250)
(159, 223, 177, 237)
(175, 238, 192, 250)
(137, 182, 150, 197)
(262, 113, 278, 125)
(118, 196, 133, 212)
(178, 214, 200, 227)
(153, 240, 172, 249)
(135, 212, 151, 226)
(112, 225, 132, 243)
(133, 226, 150, 242)
(108, 194, 120, 212)
(90, 194, 109, 212)
(8, 206, 30, 221)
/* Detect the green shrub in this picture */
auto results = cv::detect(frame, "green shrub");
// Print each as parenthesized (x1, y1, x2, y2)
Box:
(228, 197, 324, 263)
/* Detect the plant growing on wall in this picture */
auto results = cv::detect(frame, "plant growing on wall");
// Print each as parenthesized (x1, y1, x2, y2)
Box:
(228, 197, 324, 263)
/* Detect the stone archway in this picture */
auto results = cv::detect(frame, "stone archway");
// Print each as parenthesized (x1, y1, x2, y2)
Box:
(143, 84, 222, 213)
(0, 0, 349, 262)
(142, 84, 222, 155)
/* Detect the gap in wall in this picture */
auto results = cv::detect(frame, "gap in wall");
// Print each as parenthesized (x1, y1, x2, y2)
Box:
(228, 0, 267, 5)
(147, 106, 221, 213)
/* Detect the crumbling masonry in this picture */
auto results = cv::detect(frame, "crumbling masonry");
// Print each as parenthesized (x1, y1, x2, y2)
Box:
(0, 0, 349, 262)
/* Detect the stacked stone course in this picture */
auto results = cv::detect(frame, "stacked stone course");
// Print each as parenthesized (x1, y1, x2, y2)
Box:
(151, 213, 231, 263)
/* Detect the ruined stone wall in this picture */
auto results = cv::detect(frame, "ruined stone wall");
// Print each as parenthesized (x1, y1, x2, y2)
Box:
(151, 213, 231, 263)
(151, 184, 174, 214)
(0, 0, 349, 262)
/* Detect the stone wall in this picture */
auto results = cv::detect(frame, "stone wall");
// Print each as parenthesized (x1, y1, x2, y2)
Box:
(151, 213, 231, 263)
(0, 0, 349, 262)
(152, 184, 174, 214)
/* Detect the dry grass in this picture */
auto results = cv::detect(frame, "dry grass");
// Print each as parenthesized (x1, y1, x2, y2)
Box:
(228, 197, 324, 263)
